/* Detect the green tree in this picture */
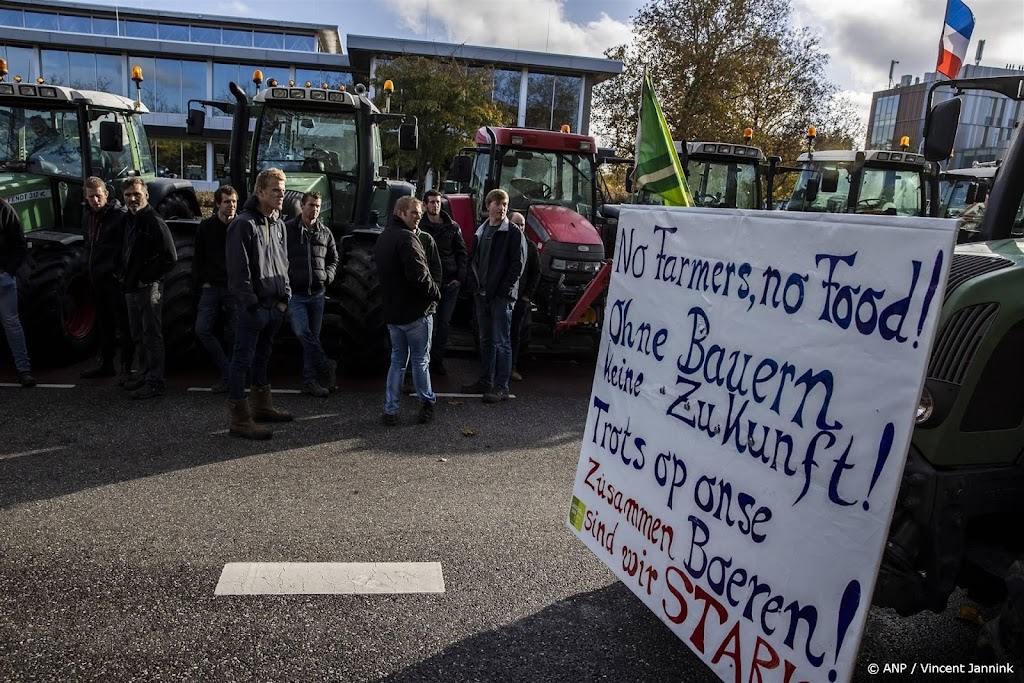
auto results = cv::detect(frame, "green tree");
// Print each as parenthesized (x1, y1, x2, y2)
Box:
(372, 56, 511, 183)
(593, 0, 861, 165)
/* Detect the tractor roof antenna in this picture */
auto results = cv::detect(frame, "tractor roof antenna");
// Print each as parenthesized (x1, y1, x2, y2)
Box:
(888, 60, 899, 89)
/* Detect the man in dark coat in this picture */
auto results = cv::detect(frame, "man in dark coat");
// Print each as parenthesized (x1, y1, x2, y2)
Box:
(0, 197, 35, 387)
(508, 212, 540, 381)
(224, 168, 293, 439)
(461, 189, 524, 403)
(193, 185, 238, 393)
(81, 176, 131, 382)
(374, 196, 441, 426)
(120, 178, 176, 399)
(419, 189, 467, 376)
(285, 191, 338, 397)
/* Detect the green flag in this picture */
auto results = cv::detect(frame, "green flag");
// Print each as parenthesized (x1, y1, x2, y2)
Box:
(634, 72, 693, 206)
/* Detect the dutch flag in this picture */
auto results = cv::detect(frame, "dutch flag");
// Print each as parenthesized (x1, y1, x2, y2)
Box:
(936, 0, 976, 79)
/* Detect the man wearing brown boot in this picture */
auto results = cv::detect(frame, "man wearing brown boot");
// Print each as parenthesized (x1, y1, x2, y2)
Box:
(224, 168, 293, 439)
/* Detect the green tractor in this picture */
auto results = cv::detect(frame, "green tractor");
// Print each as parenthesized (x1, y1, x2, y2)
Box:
(0, 67, 199, 364)
(785, 132, 937, 217)
(873, 75, 1024, 669)
(187, 73, 418, 374)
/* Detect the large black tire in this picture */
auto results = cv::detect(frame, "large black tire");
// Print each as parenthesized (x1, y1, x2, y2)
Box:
(17, 244, 98, 365)
(156, 193, 196, 220)
(334, 238, 389, 376)
(162, 230, 200, 367)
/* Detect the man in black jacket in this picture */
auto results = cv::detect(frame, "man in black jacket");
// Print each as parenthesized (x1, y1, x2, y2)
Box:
(224, 168, 293, 439)
(81, 176, 131, 382)
(120, 178, 176, 399)
(193, 185, 238, 393)
(285, 191, 338, 398)
(0, 197, 35, 387)
(508, 212, 540, 381)
(419, 189, 467, 376)
(461, 189, 524, 403)
(374, 196, 441, 426)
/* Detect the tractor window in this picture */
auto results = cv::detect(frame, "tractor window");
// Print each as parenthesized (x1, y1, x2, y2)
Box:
(130, 116, 155, 175)
(788, 163, 852, 213)
(858, 167, 922, 216)
(498, 149, 594, 216)
(0, 107, 84, 178)
(255, 106, 358, 176)
(688, 160, 759, 209)
(88, 111, 135, 181)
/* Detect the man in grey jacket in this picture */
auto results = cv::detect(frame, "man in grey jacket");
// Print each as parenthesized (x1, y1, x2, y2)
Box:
(225, 168, 293, 439)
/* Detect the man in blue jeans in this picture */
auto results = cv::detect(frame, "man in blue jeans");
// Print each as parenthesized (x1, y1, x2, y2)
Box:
(0, 197, 35, 387)
(193, 185, 238, 393)
(374, 196, 441, 425)
(285, 191, 338, 398)
(418, 189, 467, 376)
(224, 168, 293, 439)
(461, 189, 524, 403)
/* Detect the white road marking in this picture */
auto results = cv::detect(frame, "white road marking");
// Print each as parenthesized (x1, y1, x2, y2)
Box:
(0, 445, 64, 460)
(295, 413, 342, 421)
(214, 562, 445, 595)
(0, 383, 75, 389)
(188, 387, 301, 394)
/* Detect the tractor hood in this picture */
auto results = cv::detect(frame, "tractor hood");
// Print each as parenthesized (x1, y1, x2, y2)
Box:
(528, 205, 602, 246)
(0, 173, 57, 230)
(284, 173, 330, 198)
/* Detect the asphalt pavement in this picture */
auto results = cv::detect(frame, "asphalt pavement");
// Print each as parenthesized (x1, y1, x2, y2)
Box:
(0, 355, 1005, 682)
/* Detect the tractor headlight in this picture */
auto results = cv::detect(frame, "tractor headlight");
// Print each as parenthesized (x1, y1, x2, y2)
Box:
(916, 386, 934, 424)
(551, 258, 568, 271)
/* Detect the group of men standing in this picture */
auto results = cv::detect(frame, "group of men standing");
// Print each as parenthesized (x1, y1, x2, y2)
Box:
(2, 173, 541, 434)
(375, 187, 539, 425)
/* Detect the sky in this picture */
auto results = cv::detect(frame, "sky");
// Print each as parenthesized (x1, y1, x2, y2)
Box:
(72, 0, 1024, 128)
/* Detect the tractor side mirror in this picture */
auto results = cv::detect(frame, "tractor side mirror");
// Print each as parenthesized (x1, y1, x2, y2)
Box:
(805, 177, 820, 202)
(624, 165, 634, 193)
(186, 108, 206, 136)
(448, 155, 472, 184)
(399, 122, 418, 151)
(821, 169, 839, 193)
(99, 121, 124, 152)
(925, 97, 961, 162)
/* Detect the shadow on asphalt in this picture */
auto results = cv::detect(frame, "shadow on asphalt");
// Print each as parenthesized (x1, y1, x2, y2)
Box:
(376, 582, 715, 683)
(0, 376, 591, 510)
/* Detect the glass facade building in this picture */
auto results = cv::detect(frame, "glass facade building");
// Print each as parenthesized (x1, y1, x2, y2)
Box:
(0, 1, 621, 188)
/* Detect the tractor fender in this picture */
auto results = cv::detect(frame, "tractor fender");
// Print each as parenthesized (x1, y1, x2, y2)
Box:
(445, 194, 477, 248)
(145, 178, 201, 218)
(24, 229, 84, 248)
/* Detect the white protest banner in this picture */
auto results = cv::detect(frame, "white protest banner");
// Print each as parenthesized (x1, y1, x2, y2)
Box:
(567, 207, 957, 683)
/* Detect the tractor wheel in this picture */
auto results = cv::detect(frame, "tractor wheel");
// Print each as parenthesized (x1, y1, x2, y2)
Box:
(161, 231, 199, 367)
(334, 238, 389, 376)
(156, 193, 196, 220)
(17, 244, 97, 364)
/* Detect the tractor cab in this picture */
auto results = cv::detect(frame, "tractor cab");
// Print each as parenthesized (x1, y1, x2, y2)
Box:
(787, 145, 936, 217)
(677, 138, 769, 209)
(447, 125, 607, 351)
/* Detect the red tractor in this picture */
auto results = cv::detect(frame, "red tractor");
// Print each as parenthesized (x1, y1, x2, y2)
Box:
(446, 126, 615, 354)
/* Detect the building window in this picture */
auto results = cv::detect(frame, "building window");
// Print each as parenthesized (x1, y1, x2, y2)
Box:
(0, 10, 24, 28)
(190, 26, 221, 45)
(159, 24, 190, 42)
(870, 95, 899, 148)
(127, 56, 206, 114)
(254, 32, 284, 50)
(212, 62, 273, 114)
(524, 73, 581, 131)
(294, 69, 352, 90)
(40, 50, 70, 86)
(92, 17, 118, 36)
(58, 14, 92, 34)
(152, 139, 208, 181)
(223, 29, 253, 48)
(492, 69, 521, 123)
(285, 34, 317, 52)
(124, 20, 158, 40)
(1, 45, 36, 82)
(24, 11, 58, 31)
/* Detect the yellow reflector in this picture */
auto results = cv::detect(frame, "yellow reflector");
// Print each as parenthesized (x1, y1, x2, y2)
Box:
(580, 307, 598, 324)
